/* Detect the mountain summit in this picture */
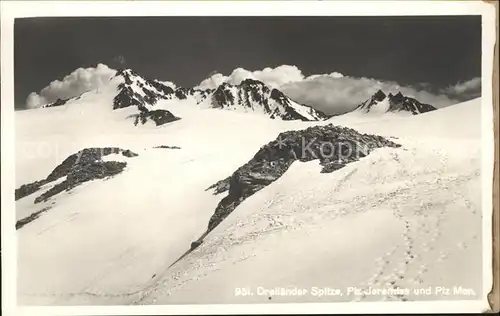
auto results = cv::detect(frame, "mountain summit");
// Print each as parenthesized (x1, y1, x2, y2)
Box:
(210, 78, 328, 121)
(356, 89, 437, 115)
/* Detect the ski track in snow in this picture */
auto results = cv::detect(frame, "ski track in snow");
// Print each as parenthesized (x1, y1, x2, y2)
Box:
(15, 92, 483, 305)
(135, 139, 482, 305)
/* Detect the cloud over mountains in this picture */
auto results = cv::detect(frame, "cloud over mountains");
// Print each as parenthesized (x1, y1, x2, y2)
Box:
(195, 65, 477, 115)
(26, 63, 116, 109)
(441, 77, 481, 101)
(196, 65, 344, 90)
(280, 75, 460, 115)
(24, 63, 480, 114)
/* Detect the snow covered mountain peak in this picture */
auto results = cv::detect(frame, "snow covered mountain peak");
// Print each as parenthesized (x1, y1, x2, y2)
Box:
(210, 78, 328, 121)
(112, 69, 176, 110)
(356, 89, 437, 115)
(114, 68, 137, 79)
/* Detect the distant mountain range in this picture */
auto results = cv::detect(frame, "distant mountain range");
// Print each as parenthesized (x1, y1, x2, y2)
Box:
(355, 89, 436, 115)
(40, 68, 437, 124)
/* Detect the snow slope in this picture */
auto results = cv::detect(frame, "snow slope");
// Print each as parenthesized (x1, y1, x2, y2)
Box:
(15, 89, 310, 305)
(139, 142, 481, 304)
(15, 95, 483, 305)
(137, 98, 483, 305)
(331, 98, 480, 139)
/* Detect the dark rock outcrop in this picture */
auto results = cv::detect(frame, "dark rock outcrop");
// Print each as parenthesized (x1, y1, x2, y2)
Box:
(34, 161, 127, 204)
(148, 80, 175, 96)
(153, 145, 182, 149)
(387, 92, 437, 114)
(206, 124, 401, 231)
(373, 89, 387, 102)
(131, 109, 180, 126)
(15, 147, 138, 205)
(113, 84, 144, 109)
(187, 88, 214, 103)
(174, 88, 188, 100)
(205, 176, 231, 195)
(16, 206, 52, 230)
(190, 240, 203, 250)
(15, 180, 49, 201)
(212, 82, 235, 108)
(43, 98, 68, 108)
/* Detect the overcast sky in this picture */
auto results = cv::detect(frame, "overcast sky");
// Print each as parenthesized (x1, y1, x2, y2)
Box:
(15, 16, 481, 111)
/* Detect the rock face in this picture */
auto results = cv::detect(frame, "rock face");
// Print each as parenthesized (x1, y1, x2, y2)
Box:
(15, 147, 138, 206)
(205, 176, 231, 195)
(112, 69, 190, 126)
(386, 92, 437, 114)
(210, 79, 329, 121)
(206, 124, 400, 231)
(42, 98, 69, 108)
(113, 69, 174, 110)
(356, 89, 437, 115)
(153, 145, 182, 149)
(130, 109, 181, 126)
(112, 69, 212, 109)
(16, 207, 52, 230)
(188, 88, 215, 104)
(15, 180, 48, 201)
(190, 240, 203, 250)
(113, 83, 146, 110)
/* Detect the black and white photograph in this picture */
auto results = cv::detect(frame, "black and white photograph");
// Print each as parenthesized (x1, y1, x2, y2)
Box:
(1, 1, 497, 314)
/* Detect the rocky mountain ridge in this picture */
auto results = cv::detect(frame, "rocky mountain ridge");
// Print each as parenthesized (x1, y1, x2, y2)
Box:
(205, 124, 401, 232)
(210, 78, 329, 121)
(37, 69, 437, 123)
(356, 89, 437, 115)
(15, 147, 139, 229)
